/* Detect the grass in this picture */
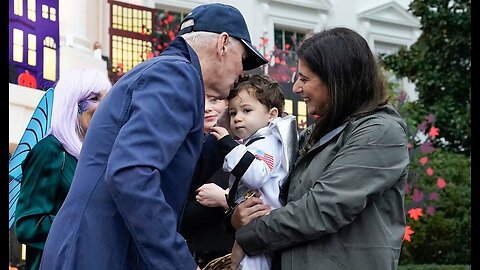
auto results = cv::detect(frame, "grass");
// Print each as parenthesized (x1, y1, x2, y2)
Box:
(398, 265, 471, 270)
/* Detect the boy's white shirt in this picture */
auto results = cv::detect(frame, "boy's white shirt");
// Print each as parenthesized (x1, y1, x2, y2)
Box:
(222, 116, 298, 270)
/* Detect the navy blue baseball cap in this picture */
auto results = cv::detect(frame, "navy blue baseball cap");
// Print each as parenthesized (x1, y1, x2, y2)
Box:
(177, 3, 268, 70)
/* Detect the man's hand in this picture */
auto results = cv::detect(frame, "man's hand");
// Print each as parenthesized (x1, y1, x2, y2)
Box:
(231, 197, 271, 230)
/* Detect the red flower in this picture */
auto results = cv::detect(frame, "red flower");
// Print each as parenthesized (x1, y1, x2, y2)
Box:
(408, 208, 423, 221)
(428, 126, 440, 138)
(419, 156, 428, 165)
(437, 178, 446, 189)
(403, 225, 414, 242)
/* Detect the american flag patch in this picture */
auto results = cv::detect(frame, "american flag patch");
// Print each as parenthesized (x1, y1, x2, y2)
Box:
(254, 150, 274, 171)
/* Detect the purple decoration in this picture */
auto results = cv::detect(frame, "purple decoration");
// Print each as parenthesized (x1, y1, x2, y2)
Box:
(426, 206, 436, 216)
(412, 188, 424, 203)
(398, 91, 407, 103)
(78, 93, 100, 113)
(420, 141, 435, 154)
(405, 182, 411, 194)
(417, 122, 427, 132)
(426, 114, 436, 123)
(429, 191, 440, 201)
(9, 0, 60, 90)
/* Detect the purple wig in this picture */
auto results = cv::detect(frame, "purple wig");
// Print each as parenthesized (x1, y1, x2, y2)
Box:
(49, 68, 112, 158)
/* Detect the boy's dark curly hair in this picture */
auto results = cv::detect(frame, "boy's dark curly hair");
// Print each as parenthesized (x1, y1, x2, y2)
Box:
(228, 74, 285, 116)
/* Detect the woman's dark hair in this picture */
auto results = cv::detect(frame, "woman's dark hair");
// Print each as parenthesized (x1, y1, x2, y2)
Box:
(297, 27, 388, 148)
(228, 74, 285, 116)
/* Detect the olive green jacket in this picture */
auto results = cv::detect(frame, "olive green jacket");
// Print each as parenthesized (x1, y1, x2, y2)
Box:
(14, 135, 77, 270)
(236, 105, 410, 270)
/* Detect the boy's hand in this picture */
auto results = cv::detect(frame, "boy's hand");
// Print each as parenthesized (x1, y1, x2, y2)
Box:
(210, 126, 230, 140)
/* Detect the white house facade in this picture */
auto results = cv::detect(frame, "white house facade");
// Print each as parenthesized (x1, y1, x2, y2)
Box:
(9, 0, 421, 153)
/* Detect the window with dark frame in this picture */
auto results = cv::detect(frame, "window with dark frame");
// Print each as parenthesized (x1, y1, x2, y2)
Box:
(152, 9, 187, 54)
(109, 1, 155, 83)
(108, 1, 188, 83)
(271, 27, 311, 129)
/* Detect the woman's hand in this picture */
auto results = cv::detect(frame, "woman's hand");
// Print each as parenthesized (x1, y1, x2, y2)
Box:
(195, 183, 228, 210)
(231, 197, 271, 230)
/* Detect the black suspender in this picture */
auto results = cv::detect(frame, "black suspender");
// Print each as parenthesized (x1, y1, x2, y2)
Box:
(226, 136, 264, 209)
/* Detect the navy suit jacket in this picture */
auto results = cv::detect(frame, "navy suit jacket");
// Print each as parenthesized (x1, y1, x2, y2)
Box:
(41, 37, 204, 270)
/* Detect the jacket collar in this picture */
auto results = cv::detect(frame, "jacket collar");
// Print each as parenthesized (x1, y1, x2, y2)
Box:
(243, 126, 271, 145)
(313, 123, 348, 150)
(295, 123, 348, 166)
(162, 36, 203, 81)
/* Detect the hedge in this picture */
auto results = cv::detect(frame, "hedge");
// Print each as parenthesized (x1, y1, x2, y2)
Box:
(399, 151, 470, 265)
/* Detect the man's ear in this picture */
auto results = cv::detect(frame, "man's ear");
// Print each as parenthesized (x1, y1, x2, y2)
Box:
(217, 32, 229, 57)
(268, 107, 279, 122)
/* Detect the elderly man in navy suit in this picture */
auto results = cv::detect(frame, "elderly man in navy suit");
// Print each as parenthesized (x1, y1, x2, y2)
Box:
(40, 3, 267, 270)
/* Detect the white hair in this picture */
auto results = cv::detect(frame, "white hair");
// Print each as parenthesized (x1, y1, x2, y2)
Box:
(182, 31, 219, 50)
(182, 31, 241, 50)
(49, 68, 112, 158)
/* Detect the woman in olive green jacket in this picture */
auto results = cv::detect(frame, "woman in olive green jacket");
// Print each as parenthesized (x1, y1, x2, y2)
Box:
(231, 27, 410, 270)
(14, 68, 111, 270)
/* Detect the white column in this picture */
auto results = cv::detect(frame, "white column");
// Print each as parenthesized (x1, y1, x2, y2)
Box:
(59, 0, 91, 51)
(58, 0, 106, 77)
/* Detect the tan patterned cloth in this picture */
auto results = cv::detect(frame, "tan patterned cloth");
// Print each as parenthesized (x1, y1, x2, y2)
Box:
(202, 253, 232, 270)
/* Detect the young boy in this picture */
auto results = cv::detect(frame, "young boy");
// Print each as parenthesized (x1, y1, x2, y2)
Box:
(210, 74, 298, 270)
